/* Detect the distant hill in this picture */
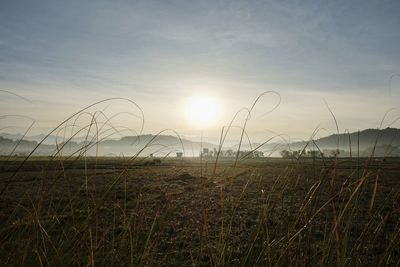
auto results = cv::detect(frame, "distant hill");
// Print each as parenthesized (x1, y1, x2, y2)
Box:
(303, 128, 400, 149)
(97, 134, 219, 157)
(275, 128, 400, 157)
(1, 128, 400, 157)
(210, 128, 400, 157)
(0, 132, 96, 145)
(0, 134, 220, 157)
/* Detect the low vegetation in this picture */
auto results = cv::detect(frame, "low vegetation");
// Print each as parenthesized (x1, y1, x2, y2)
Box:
(0, 156, 399, 266)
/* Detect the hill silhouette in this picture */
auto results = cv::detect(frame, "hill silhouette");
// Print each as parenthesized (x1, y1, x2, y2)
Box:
(1, 128, 400, 157)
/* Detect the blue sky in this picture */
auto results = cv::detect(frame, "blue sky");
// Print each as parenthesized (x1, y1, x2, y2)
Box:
(1, 0, 400, 140)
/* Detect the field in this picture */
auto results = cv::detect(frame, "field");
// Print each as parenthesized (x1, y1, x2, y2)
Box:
(0, 157, 399, 266)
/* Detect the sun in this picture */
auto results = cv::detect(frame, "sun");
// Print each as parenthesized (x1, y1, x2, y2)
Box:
(185, 96, 220, 127)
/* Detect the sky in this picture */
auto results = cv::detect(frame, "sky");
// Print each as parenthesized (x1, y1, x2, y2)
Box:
(1, 0, 400, 143)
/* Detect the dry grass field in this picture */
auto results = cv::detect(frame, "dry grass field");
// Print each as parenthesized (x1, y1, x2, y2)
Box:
(1, 157, 399, 266)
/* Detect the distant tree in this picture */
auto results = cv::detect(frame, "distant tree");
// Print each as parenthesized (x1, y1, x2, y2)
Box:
(307, 150, 323, 158)
(280, 150, 291, 158)
(292, 150, 300, 158)
(330, 149, 340, 157)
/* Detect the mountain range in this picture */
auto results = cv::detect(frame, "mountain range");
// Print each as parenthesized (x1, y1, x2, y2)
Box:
(1, 128, 400, 157)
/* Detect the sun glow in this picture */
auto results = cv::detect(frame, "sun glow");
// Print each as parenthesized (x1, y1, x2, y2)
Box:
(185, 96, 220, 127)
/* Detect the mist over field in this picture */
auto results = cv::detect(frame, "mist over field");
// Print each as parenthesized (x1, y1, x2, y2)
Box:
(1, 128, 400, 158)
